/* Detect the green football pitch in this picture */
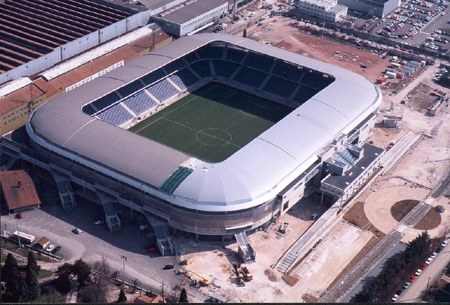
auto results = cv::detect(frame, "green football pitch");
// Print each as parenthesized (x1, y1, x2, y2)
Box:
(129, 82, 293, 163)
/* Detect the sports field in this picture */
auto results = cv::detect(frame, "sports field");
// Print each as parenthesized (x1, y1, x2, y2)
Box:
(129, 82, 293, 163)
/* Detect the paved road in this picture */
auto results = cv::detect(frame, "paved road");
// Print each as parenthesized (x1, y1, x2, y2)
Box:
(0, 200, 207, 302)
(341, 243, 406, 303)
(398, 243, 450, 303)
(319, 230, 405, 303)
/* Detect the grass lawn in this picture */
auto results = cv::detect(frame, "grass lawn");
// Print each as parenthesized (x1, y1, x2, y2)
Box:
(129, 82, 292, 163)
(390, 199, 420, 222)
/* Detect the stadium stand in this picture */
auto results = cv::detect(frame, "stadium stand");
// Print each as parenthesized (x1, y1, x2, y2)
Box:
(301, 71, 334, 89)
(225, 47, 246, 63)
(272, 60, 304, 82)
(233, 66, 267, 88)
(263, 76, 299, 98)
(196, 45, 224, 59)
(213, 60, 239, 78)
(181, 51, 199, 64)
(118, 79, 145, 98)
(243, 52, 274, 72)
(292, 85, 319, 105)
(82, 104, 97, 116)
(169, 68, 199, 90)
(92, 92, 121, 112)
(123, 91, 157, 115)
(163, 58, 187, 75)
(160, 166, 193, 194)
(141, 69, 166, 86)
(147, 79, 179, 102)
(189, 60, 212, 79)
(96, 104, 134, 126)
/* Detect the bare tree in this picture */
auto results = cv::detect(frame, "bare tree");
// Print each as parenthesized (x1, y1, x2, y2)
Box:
(92, 256, 111, 292)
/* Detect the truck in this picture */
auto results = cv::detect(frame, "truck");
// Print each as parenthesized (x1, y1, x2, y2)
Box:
(183, 255, 195, 265)
(241, 265, 253, 281)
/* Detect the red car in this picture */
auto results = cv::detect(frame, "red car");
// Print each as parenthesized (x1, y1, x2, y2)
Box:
(146, 245, 159, 253)
(409, 275, 416, 283)
(420, 263, 428, 270)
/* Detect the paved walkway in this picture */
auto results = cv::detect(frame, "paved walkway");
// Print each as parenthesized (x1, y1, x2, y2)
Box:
(364, 185, 449, 243)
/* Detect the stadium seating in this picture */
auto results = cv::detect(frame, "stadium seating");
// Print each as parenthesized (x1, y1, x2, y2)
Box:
(213, 60, 239, 78)
(123, 91, 157, 115)
(189, 60, 212, 79)
(292, 85, 319, 105)
(301, 71, 334, 89)
(82, 104, 97, 115)
(272, 61, 304, 82)
(196, 46, 224, 59)
(117, 79, 145, 98)
(97, 104, 134, 126)
(233, 66, 267, 88)
(92, 92, 121, 112)
(163, 58, 187, 75)
(147, 79, 179, 102)
(141, 69, 166, 86)
(263, 76, 299, 98)
(225, 47, 246, 63)
(243, 52, 274, 72)
(182, 51, 199, 64)
(169, 68, 199, 90)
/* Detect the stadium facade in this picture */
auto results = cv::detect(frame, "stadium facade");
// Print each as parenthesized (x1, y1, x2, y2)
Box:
(2, 34, 382, 246)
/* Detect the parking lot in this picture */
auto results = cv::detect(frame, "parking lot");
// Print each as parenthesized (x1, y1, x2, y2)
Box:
(342, 0, 450, 52)
(0, 198, 204, 301)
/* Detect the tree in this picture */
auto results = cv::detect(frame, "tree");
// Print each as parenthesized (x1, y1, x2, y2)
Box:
(26, 268, 40, 301)
(53, 263, 73, 293)
(3, 253, 30, 302)
(27, 251, 40, 277)
(92, 256, 111, 293)
(78, 284, 106, 303)
(179, 288, 188, 303)
(118, 288, 127, 303)
(72, 259, 91, 288)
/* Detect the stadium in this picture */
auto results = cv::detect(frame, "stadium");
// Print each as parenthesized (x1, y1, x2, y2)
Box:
(20, 33, 381, 250)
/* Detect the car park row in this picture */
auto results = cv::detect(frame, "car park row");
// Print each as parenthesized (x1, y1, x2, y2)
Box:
(392, 239, 448, 302)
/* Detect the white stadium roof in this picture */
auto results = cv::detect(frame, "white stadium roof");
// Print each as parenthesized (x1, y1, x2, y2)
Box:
(27, 34, 381, 212)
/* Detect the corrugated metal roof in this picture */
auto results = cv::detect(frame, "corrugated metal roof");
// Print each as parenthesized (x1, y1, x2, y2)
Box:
(28, 34, 382, 212)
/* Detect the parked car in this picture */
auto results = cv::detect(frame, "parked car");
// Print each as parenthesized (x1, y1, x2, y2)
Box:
(403, 281, 411, 289)
(162, 265, 174, 270)
(425, 257, 433, 264)
(45, 244, 55, 253)
(391, 293, 399, 302)
(435, 205, 445, 213)
(52, 246, 61, 254)
(415, 268, 422, 276)
(420, 263, 428, 270)
(146, 244, 158, 253)
(72, 228, 81, 234)
(139, 224, 149, 231)
(409, 275, 416, 282)
(430, 252, 437, 259)
(93, 218, 105, 225)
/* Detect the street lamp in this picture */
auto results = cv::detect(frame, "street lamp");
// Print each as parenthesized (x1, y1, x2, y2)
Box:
(15, 213, 23, 248)
(120, 255, 127, 287)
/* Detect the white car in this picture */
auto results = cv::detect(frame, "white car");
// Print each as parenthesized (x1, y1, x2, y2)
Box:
(415, 268, 423, 276)
(45, 244, 55, 252)
(391, 294, 399, 302)
(426, 257, 433, 264)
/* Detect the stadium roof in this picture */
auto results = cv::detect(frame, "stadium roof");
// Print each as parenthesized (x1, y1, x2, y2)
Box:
(27, 34, 382, 212)
(0, 0, 134, 74)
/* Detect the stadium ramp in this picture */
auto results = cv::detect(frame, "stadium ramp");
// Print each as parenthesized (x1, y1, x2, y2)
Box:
(95, 190, 121, 232)
(143, 211, 174, 256)
(50, 169, 76, 209)
(235, 231, 256, 263)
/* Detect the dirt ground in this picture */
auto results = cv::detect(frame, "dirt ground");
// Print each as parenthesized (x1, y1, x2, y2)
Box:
(246, 17, 390, 83)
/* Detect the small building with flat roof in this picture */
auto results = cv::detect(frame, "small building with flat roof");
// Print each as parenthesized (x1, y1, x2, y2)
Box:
(150, 0, 228, 36)
(0, 170, 40, 213)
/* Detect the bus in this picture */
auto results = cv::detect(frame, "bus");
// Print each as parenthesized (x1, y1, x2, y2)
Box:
(13, 231, 36, 244)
